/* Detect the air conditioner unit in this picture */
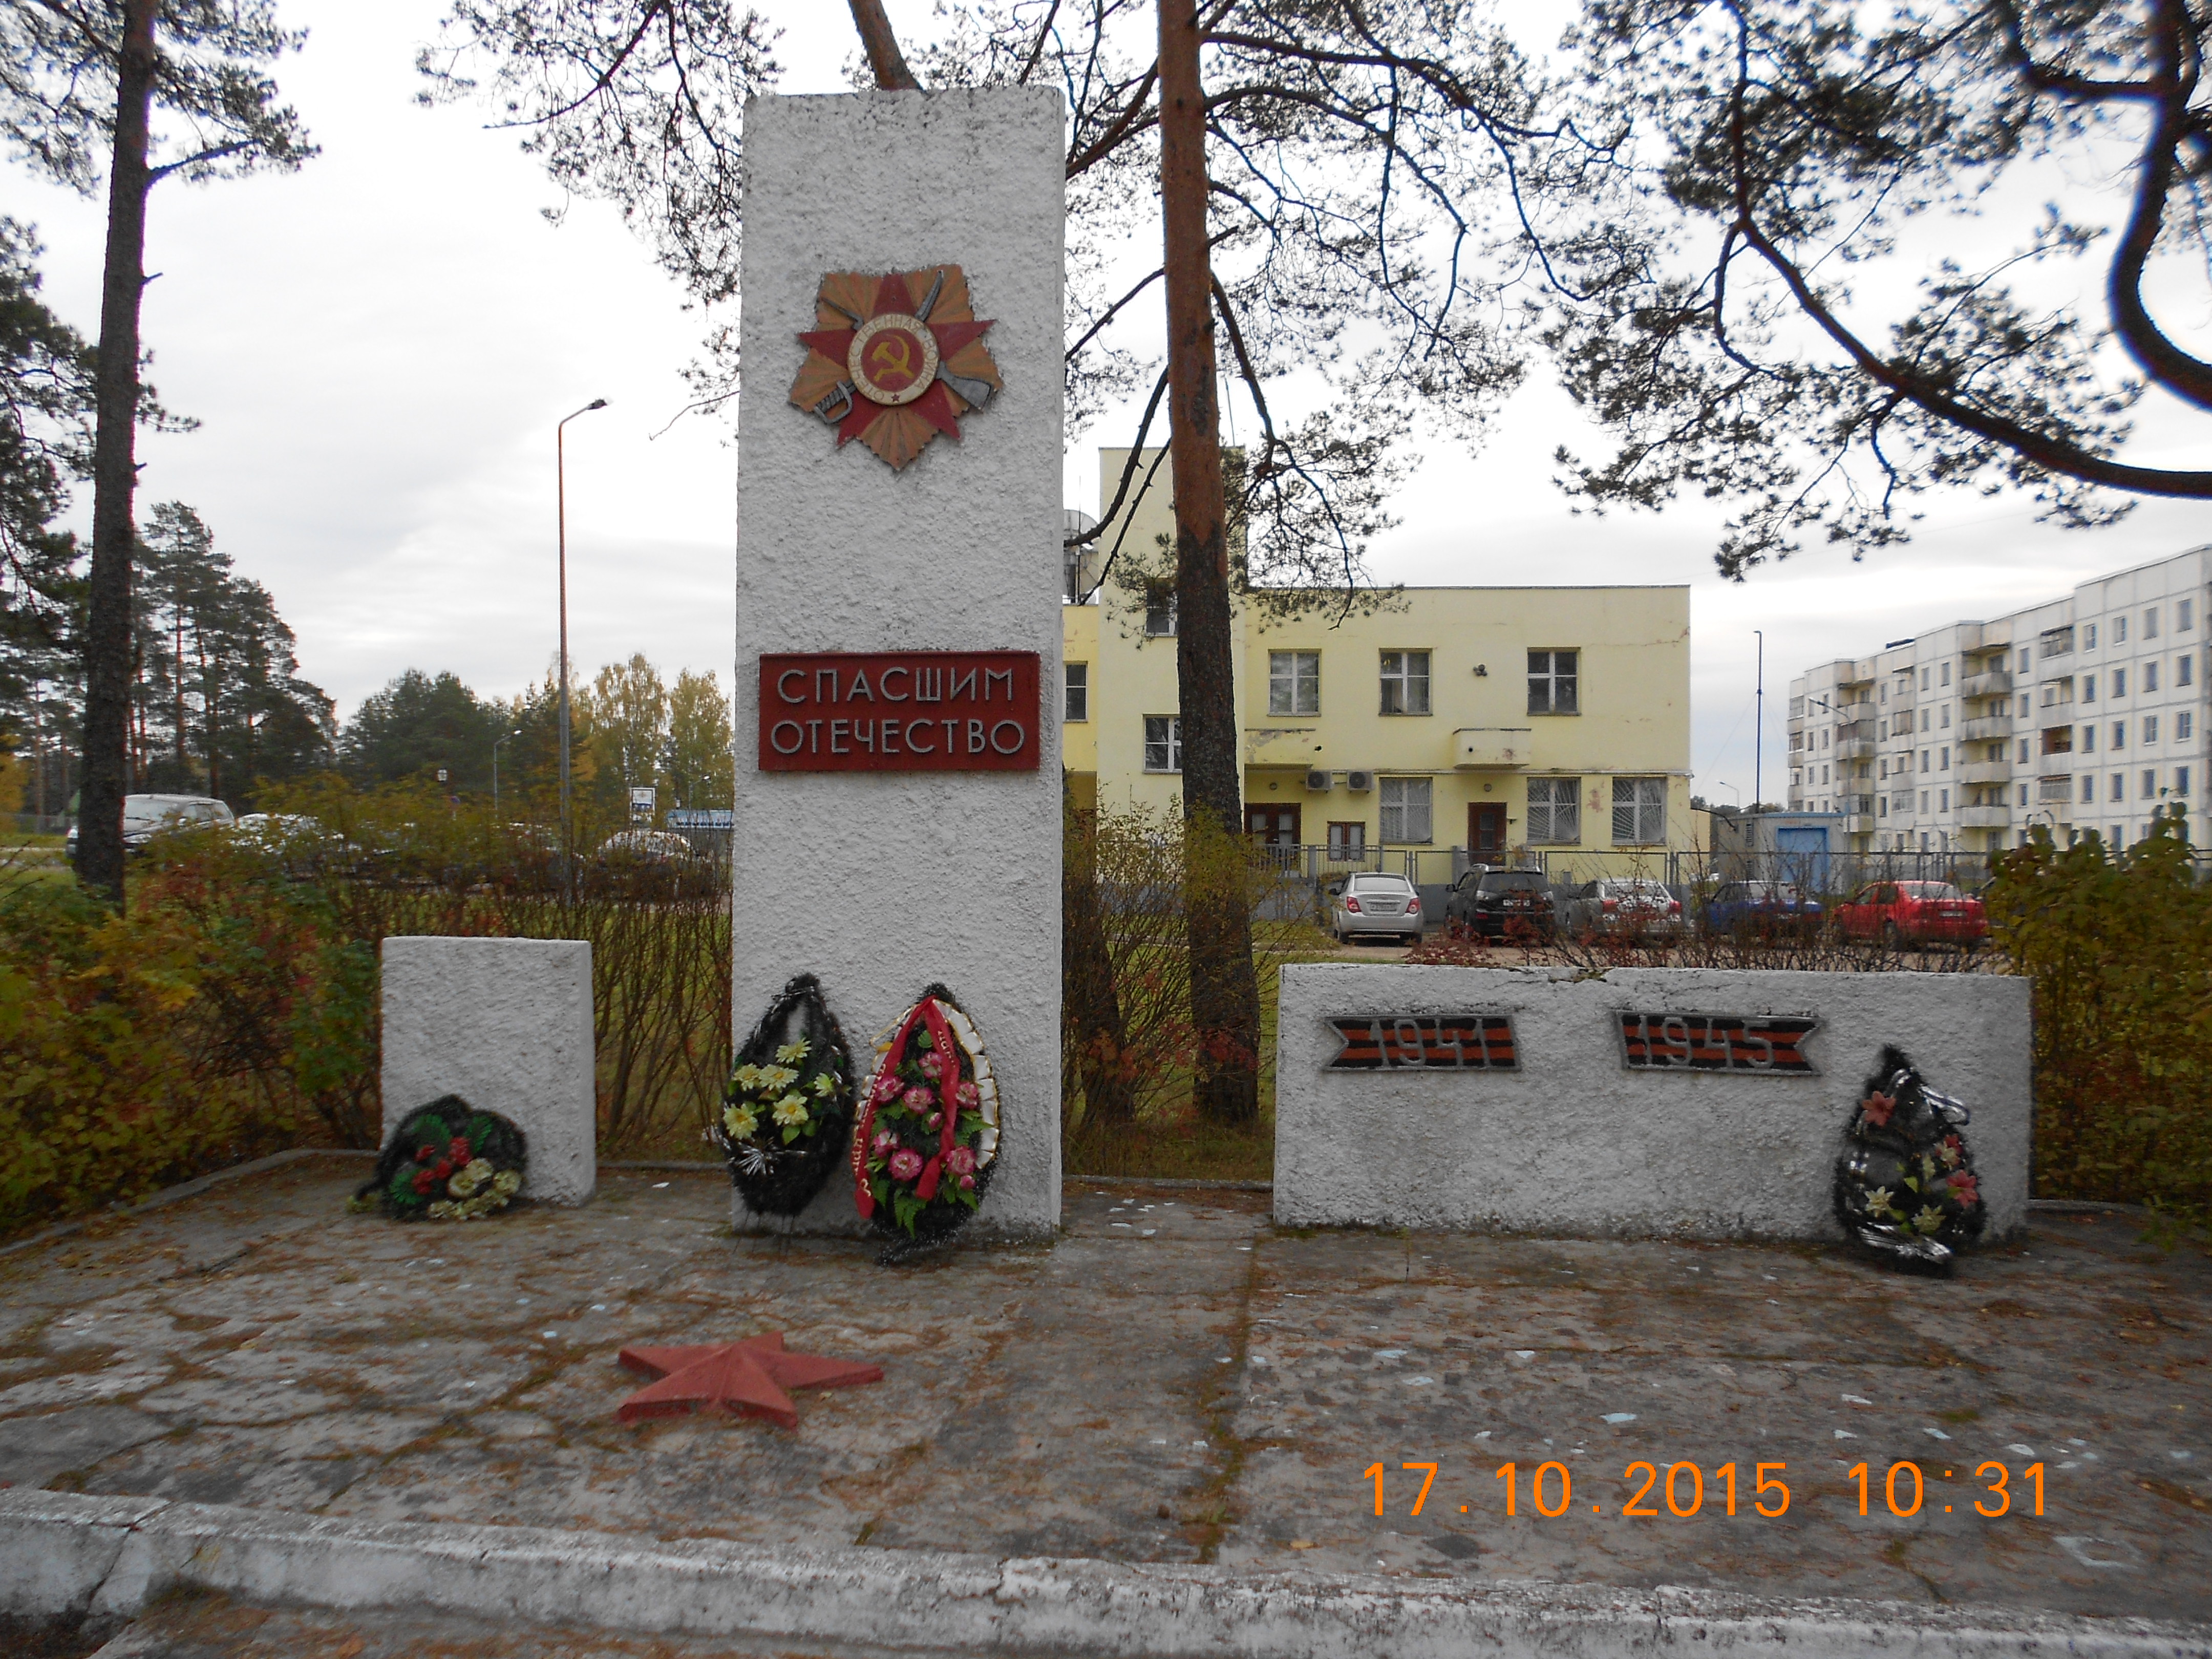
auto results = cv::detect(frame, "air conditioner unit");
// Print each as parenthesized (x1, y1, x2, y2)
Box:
(1345, 769, 1375, 793)
(1304, 769, 1332, 793)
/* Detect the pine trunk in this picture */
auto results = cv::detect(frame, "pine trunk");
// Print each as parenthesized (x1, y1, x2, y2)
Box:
(1158, 0, 1260, 1127)
(76, 0, 158, 899)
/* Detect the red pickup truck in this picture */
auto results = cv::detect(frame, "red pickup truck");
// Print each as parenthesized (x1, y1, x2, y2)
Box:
(1832, 880, 1989, 947)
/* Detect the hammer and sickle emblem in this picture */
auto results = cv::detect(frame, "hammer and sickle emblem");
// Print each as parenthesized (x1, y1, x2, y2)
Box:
(868, 333, 915, 383)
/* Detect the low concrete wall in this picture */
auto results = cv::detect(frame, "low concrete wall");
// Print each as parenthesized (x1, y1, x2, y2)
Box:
(1275, 965, 2029, 1241)
(380, 937, 595, 1206)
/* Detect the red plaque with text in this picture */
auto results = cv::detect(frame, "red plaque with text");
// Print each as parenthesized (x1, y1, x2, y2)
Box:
(757, 651, 1042, 772)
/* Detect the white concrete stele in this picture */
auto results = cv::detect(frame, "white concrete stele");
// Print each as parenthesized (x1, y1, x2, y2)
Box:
(379, 937, 595, 1206)
(732, 91, 1065, 1239)
(1276, 965, 2030, 1241)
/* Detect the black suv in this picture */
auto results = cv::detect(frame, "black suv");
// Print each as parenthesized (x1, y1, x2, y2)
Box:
(1444, 868, 1557, 940)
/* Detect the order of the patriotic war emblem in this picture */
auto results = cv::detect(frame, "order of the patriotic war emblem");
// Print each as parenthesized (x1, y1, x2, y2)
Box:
(788, 265, 1000, 471)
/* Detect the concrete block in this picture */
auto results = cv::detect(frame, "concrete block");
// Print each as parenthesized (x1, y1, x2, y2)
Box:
(1275, 965, 2030, 1241)
(379, 937, 594, 1206)
(731, 91, 1065, 1241)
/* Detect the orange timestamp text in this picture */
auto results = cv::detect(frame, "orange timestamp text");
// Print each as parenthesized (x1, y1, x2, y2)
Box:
(1363, 1459, 2047, 1520)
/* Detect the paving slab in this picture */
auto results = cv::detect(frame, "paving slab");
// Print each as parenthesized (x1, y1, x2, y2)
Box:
(0, 1157, 2204, 1634)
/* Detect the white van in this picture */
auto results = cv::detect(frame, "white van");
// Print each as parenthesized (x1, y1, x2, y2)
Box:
(65, 794, 236, 859)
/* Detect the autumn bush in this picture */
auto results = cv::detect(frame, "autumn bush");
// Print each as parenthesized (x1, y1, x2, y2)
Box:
(1986, 813, 2212, 1225)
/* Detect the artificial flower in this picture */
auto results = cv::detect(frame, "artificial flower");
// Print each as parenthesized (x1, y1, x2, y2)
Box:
(724, 1105, 759, 1139)
(901, 1085, 932, 1113)
(492, 1170, 522, 1197)
(871, 1130, 898, 1156)
(1948, 1172, 1980, 1206)
(772, 1095, 811, 1127)
(946, 1146, 976, 1176)
(919, 1051, 944, 1081)
(812, 1073, 836, 1097)
(958, 1174, 975, 1191)
(733, 1064, 763, 1091)
(1939, 1142, 1962, 1169)
(776, 1038, 812, 1065)
(760, 1065, 799, 1091)
(1861, 1092, 1896, 1128)
(889, 1148, 924, 1182)
(956, 1081, 979, 1109)
(926, 1112, 943, 1131)
(1911, 1205, 1946, 1234)
(1865, 1187, 1895, 1218)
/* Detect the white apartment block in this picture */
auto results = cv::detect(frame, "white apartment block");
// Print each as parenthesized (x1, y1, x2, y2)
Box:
(1788, 547, 2209, 855)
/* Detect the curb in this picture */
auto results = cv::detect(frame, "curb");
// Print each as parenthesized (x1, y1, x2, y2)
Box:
(3, 1491, 2206, 1657)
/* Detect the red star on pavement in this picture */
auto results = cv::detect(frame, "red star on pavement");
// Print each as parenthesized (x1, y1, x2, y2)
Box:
(615, 1331, 883, 1429)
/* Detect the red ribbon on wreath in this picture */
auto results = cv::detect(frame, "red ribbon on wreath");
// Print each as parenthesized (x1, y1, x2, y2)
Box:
(853, 995, 963, 1219)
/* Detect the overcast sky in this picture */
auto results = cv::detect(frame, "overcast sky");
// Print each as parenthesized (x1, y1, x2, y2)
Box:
(10, 0, 2205, 805)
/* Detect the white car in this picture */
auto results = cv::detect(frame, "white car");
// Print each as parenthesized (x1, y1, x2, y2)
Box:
(65, 793, 234, 860)
(1328, 871, 1424, 945)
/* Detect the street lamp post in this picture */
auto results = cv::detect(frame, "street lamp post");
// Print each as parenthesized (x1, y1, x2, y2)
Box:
(557, 398, 609, 884)
(492, 728, 522, 817)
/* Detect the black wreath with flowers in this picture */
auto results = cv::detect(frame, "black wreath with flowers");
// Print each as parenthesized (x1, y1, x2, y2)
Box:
(717, 972, 856, 1217)
(1833, 1045, 1987, 1274)
(853, 984, 1000, 1261)
(354, 1096, 528, 1222)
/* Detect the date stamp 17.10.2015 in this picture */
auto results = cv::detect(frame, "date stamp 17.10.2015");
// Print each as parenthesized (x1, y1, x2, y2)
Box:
(1365, 1458, 2046, 1520)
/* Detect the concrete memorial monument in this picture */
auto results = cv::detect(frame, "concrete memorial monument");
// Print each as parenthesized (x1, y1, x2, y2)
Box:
(1275, 964, 2030, 1243)
(378, 936, 596, 1206)
(729, 91, 1064, 1243)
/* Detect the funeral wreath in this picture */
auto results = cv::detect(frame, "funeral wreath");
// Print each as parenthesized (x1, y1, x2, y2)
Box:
(854, 984, 1000, 1257)
(718, 972, 857, 1216)
(1833, 1045, 1987, 1274)
(354, 1096, 527, 1221)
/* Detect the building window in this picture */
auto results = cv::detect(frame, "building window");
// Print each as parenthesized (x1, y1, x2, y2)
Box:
(2145, 607, 2160, 639)
(1940, 662, 1952, 686)
(2179, 765, 2192, 796)
(2146, 715, 2160, 744)
(1527, 649, 1579, 715)
(1142, 715, 1181, 772)
(2081, 776, 2094, 803)
(1063, 662, 1089, 722)
(2017, 693, 2030, 718)
(2116, 616, 2129, 643)
(2017, 738, 2029, 762)
(2019, 649, 2031, 672)
(2017, 783, 2028, 806)
(1919, 791, 1929, 813)
(2180, 599, 2195, 631)
(1326, 821, 1366, 858)
(2143, 769, 2158, 800)
(2114, 668, 2128, 697)
(1920, 667, 1930, 691)
(1920, 708, 1931, 731)
(2145, 660, 2161, 693)
(2180, 654, 2196, 688)
(1940, 747, 1950, 770)
(1920, 749, 1930, 773)
(1379, 777, 1433, 842)
(1940, 705, 1951, 729)
(1268, 651, 1320, 716)
(1821, 764, 1830, 784)
(2113, 720, 2126, 749)
(1612, 777, 1666, 843)
(1144, 585, 1177, 636)
(1379, 650, 1431, 715)
(2085, 623, 2098, 648)
(2081, 725, 2095, 753)
(2179, 711, 2195, 743)
(1528, 777, 1581, 843)
(2112, 773, 2125, 802)
(1880, 683, 1888, 703)
(2082, 674, 2096, 701)
(1879, 797, 1888, 817)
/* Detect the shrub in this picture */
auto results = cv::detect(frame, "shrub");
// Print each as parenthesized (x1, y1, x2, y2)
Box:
(1986, 813, 2211, 1224)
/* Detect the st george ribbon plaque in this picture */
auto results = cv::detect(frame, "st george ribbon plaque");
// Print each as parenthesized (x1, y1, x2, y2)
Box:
(1615, 1012, 1818, 1073)
(1327, 1014, 1518, 1072)
(758, 650, 1041, 773)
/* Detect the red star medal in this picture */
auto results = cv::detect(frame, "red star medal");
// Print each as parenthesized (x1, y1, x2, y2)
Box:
(788, 265, 999, 471)
(614, 1331, 883, 1429)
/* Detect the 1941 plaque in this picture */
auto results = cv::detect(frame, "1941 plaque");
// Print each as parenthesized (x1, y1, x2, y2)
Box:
(758, 650, 1041, 773)
(1327, 1014, 1518, 1071)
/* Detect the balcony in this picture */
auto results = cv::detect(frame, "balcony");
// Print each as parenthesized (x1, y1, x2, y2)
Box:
(1838, 697, 1876, 718)
(1961, 715, 2013, 741)
(1452, 727, 1532, 768)
(1842, 814, 1875, 835)
(1959, 805, 2011, 830)
(2036, 774, 2074, 801)
(1961, 669, 2013, 699)
(1961, 759, 2012, 785)
(1834, 736, 1875, 761)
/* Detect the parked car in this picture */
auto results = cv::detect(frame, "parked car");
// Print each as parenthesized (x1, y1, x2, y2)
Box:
(593, 830, 700, 865)
(1703, 880, 1822, 937)
(1444, 867, 1557, 940)
(230, 812, 355, 877)
(65, 793, 233, 861)
(1560, 877, 1685, 938)
(1832, 880, 1989, 947)
(1328, 871, 1424, 945)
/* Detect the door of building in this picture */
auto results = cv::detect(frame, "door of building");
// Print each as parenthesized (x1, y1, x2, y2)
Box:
(1245, 803, 1302, 848)
(1468, 802, 1507, 860)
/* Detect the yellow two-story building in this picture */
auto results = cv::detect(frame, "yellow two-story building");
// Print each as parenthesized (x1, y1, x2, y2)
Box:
(1061, 451, 1694, 878)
